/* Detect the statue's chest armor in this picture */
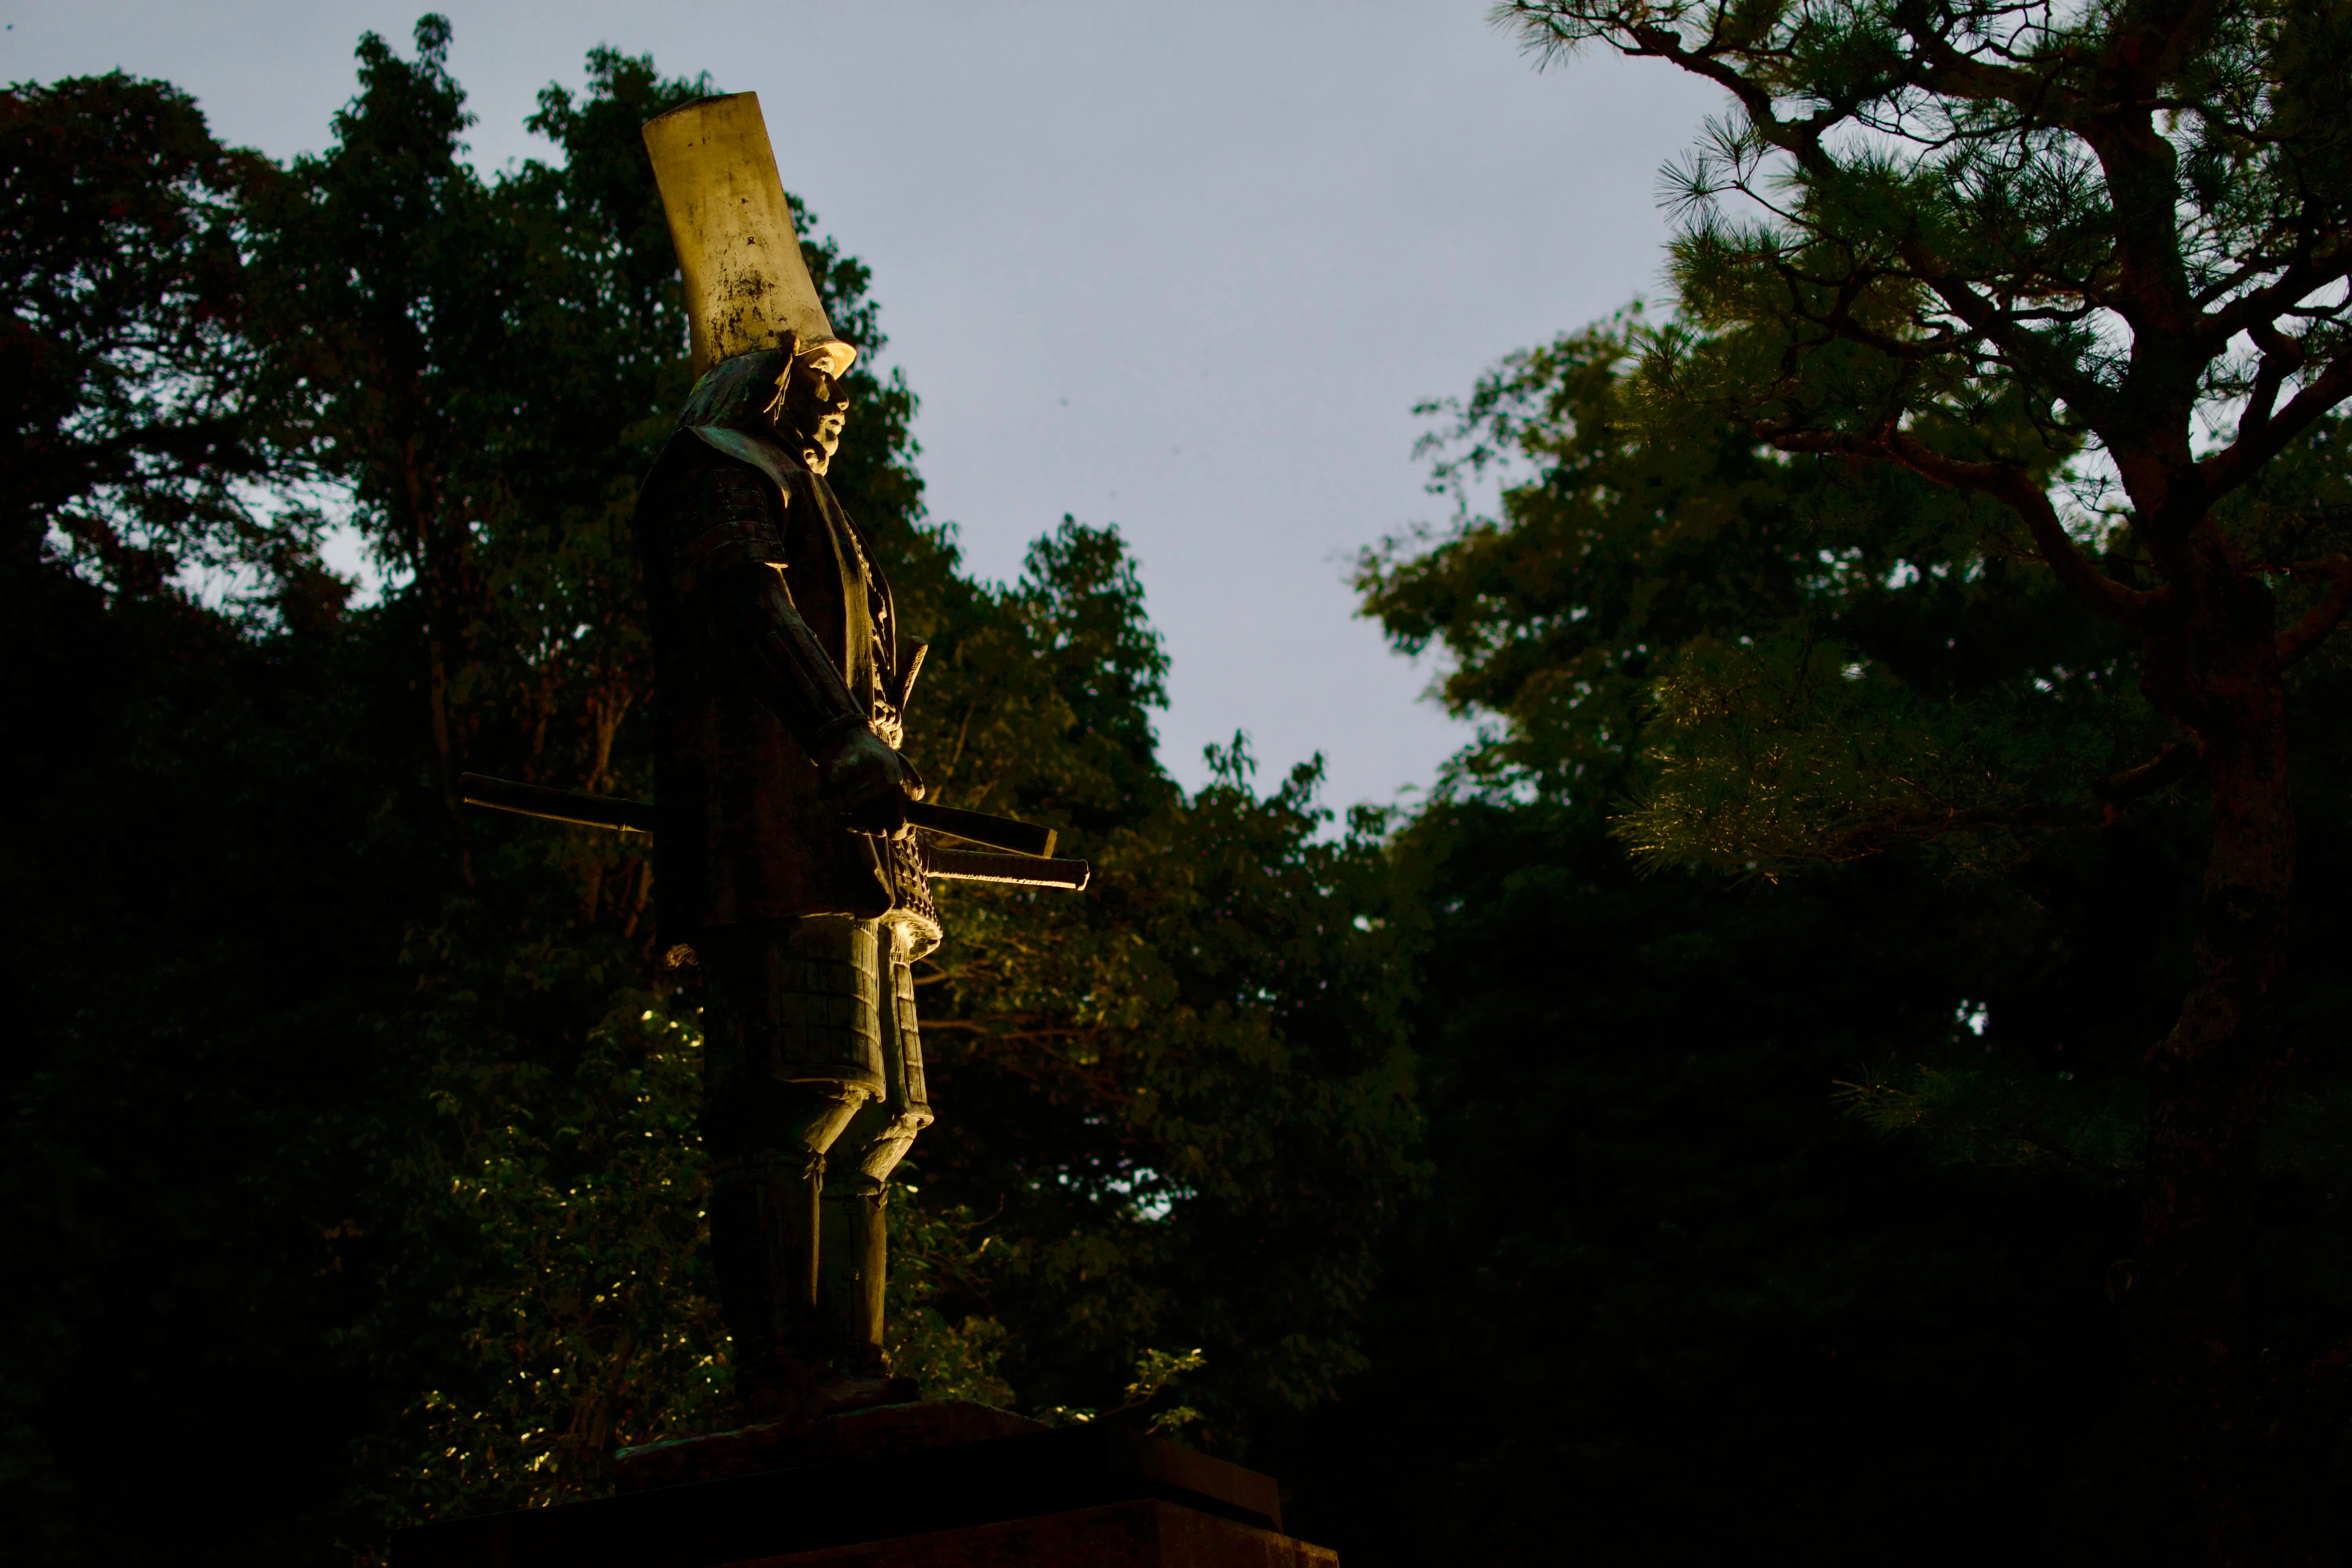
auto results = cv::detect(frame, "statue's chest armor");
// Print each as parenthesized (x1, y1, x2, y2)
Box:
(689, 426, 885, 713)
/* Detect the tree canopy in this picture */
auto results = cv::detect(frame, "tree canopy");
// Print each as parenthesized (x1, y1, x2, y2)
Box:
(0, 21, 1420, 1561)
(1353, 0, 2352, 1555)
(1341, 300, 2350, 1564)
(10, 7, 2352, 1566)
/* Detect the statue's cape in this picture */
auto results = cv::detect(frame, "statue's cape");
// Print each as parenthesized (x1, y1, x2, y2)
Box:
(633, 406, 923, 940)
(687, 423, 800, 493)
(672, 424, 898, 712)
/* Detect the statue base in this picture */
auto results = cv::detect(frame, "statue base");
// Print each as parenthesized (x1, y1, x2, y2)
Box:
(390, 1400, 1337, 1567)
(608, 1392, 1017, 1492)
(720, 1497, 1333, 1565)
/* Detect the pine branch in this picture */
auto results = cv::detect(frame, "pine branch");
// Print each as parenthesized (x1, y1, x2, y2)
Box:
(1818, 800, 2103, 859)
(2203, 255, 2352, 349)
(1894, 238, 2116, 422)
(2094, 741, 2198, 819)
(1904, 42, 2063, 113)
(1611, 17, 1850, 185)
(2236, 318, 2310, 440)
(2277, 555, 2352, 668)
(2202, 348, 2352, 501)
(1760, 421, 2157, 626)
(2056, 22, 2208, 357)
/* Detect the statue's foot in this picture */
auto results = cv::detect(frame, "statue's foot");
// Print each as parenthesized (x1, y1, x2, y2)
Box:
(733, 1357, 918, 1426)
(813, 1374, 921, 1415)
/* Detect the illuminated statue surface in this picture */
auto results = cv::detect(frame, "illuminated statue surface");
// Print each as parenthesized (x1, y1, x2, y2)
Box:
(639, 93, 937, 1417)
(410, 94, 1327, 1568)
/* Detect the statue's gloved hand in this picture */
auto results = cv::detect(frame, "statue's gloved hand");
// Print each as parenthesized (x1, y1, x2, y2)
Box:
(817, 724, 926, 838)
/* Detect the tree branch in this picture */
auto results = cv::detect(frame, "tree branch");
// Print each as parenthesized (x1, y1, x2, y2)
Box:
(2201, 347, 2352, 499)
(2235, 318, 2308, 443)
(2277, 555, 2352, 668)
(1795, 736, 2203, 862)
(1897, 240, 2115, 423)
(1896, 4, 2082, 116)
(1617, 20, 1851, 185)
(2094, 740, 2198, 819)
(1762, 421, 2158, 624)
(1816, 800, 2105, 861)
(2061, 1, 2219, 343)
(1808, 267, 1962, 363)
(1621, 22, 1771, 118)
(2203, 254, 2352, 347)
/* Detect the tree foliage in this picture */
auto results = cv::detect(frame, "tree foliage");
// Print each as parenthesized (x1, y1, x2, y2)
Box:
(1346, 307, 2220, 1561)
(1365, 312, 2162, 871)
(1, 73, 280, 595)
(0, 21, 1420, 1564)
(1448, 1, 2352, 1554)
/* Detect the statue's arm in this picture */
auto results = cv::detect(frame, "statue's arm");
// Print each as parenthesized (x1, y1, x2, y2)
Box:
(709, 562, 874, 755)
(673, 463, 922, 830)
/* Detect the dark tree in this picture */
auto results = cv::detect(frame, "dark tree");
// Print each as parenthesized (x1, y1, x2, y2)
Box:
(3, 22, 1425, 1560)
(1452, 4, 2352, 1555)
(1, 72, 283, 592)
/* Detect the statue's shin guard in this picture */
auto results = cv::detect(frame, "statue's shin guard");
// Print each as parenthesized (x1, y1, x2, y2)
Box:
(816, 927, 933, 1377)
(817, 1183, 889, 1379)
(706, 1084, 863, 1414)
(699, 916, 887, 1415)
(817, 1118, 925, 1377)
(709, 1153, 826, 1410)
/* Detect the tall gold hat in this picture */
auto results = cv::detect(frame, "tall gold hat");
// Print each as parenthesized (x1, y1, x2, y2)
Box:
(642, 93, 857, 381)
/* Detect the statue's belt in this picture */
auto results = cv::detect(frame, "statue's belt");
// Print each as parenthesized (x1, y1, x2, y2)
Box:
(456, 773, 1090, 893)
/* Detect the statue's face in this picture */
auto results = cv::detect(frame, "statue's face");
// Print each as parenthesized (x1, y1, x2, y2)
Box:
(773, 355, 851, 474)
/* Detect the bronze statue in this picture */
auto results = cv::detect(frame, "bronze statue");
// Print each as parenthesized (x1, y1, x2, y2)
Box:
(460, 91, 1083, 1428)
(637, 93, 941, 1419)
(420, 100, 1334, 1568)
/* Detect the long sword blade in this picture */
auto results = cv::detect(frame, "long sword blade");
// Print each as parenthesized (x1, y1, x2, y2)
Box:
(925, 847, 1091, 891)
(459, 773, 656, 833)
(457, 773, 1063, 859)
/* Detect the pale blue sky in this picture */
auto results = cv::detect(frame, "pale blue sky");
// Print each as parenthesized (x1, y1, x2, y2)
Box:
(5, 1, 1719, 809)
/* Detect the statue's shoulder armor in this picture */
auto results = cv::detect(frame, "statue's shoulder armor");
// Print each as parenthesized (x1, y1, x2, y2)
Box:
(641, 424, 798, 508)
(640, 427, 804, 603)
(685, 425, 802, 499)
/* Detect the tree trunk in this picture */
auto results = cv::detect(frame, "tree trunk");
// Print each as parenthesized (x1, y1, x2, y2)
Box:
(2134, 548, 2315, 1564)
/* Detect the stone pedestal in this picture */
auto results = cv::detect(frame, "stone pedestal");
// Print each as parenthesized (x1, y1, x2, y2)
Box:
(682, 1498, 1330, 1566)
(391, 1401, 1337, 1568)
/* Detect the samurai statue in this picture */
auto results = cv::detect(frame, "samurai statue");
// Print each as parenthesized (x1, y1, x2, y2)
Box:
(638, 94, 936, 1419)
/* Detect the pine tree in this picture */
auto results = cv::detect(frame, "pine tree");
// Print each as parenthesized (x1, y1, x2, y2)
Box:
(1476, 2, 2352, 1555)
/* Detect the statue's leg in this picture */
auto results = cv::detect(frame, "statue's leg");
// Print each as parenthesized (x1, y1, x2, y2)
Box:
(818, 918, 935, 1379)
(698, 915, 888, 1417)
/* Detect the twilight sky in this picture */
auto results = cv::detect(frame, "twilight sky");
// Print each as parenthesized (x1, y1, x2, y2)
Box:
(5, 2, 1721, 809)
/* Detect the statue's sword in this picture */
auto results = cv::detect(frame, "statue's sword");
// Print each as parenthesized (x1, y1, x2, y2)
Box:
(456, 772, 1089, 892)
